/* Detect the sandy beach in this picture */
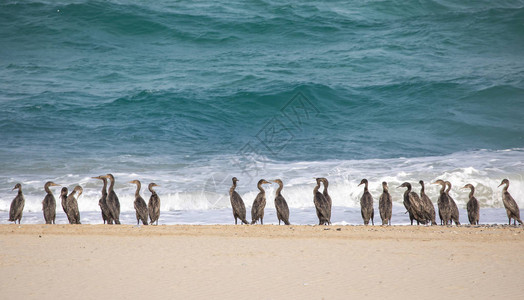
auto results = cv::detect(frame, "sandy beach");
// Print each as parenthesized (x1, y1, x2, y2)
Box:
(1, 224, 523, 299)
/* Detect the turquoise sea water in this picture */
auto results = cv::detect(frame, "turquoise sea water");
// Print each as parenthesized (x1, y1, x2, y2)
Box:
(0, 1, 523, 224)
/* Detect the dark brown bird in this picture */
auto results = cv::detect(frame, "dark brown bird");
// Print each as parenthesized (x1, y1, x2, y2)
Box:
(398, 182, 426, 225)
(463, 184, 479, 225)
(101, 174, 121, 224)
(313, 178, 330, 225)
(379, 181, 392, 225)
(148, 183, 161, 225)
(498, 179, 522, 226)
(65, 185, 83, 224)
(129, 180, 148, 225)
(446, 181, 460, 225)
(359, 179, 374, 225)
(251, 179, 271, 224)
(42, 181, 60, 224)
(271, 179, 290, 225)
(92, 176, 112, 224)
(8, 183, 25, 224)
(419, 180, 437, 225)
(229, 177, 249, 225)
(319, 178, 332, 224)
(60, 187, 68, 220)
(433, 179, 451, 225)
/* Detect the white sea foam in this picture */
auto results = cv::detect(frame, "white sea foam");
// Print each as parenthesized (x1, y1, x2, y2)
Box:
(0, 149, 523, 225)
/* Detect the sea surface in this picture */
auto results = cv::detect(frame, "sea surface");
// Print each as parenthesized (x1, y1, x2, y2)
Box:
(1, 0, 523, 225)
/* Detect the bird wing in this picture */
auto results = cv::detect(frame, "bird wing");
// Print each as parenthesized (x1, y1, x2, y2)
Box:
(135, 196, 149, 222)
(9, 195, 19, 220)
(504, 192, 520, 216)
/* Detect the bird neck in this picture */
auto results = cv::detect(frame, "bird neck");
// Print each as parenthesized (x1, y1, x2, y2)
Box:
(363, 182, 368, 193)
(44, 184, 52, 194)
(257, 182, 265, 192)
(275, 183, 283, 196)
(108, 178, 115, 192)
(323, 183, 329, 195)
(230, 182, 237, 194)
(101, 179, 108, 196)
(439, 184, 445, 194)
(134, 183, 141, 197)
(469, 187, 475, 199)
(149, 186, 156, 194)
(502, 182, 509, 192)
(420, 183, 425, 195)
(313, 182, 321, 194)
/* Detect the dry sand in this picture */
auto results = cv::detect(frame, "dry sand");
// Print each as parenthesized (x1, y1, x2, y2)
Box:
(1, 224, 523, 299)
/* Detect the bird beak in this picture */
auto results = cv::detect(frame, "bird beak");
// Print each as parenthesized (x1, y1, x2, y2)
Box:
(52, 183, 60, 187)
(497, 183, 503, 188)
(12, 187, 16, 191)
(358, 183, 363, 186)
(128, 181, 133, 184)
(396, 185, 402, 188)
(91, 176, 100, 179)
(431, 182, 438, 185)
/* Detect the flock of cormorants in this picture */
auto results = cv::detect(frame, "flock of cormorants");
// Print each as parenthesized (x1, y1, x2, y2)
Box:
(6, 174, 523, 227)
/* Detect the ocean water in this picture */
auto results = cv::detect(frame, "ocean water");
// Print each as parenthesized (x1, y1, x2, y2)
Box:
(0, 0, 523, 225)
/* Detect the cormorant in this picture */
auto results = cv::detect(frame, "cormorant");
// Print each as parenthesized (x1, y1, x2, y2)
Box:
(8, 183, 25, 224)
(463, 184, 479, 225)
(251, 179, 271, 224)
(379, 181, 392, 225)
(419, 180, 437, 225)
(446, 181, 460, 225)
(101, 174, 121, 224)
(313, 178, 330, 225)
(398, 182, 426, 225)
(271, 179, 290, 225)
(320, 178, 332, 224)
(148, 183, 160, 225)
(60, 187, 68, 220)
(433, 180, 451, 225)
(92, 176, 112, 224)
(129, 180, 148, 225)
(42, 181, 60, 224)
(65, 185, 83, 224)
(359, 179, 374, 225)
(498, 179, 522, 226)
(229, 177, 249, 225)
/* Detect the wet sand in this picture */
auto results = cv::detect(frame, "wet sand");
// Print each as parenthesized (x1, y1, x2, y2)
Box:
(1, 224, 523, 299)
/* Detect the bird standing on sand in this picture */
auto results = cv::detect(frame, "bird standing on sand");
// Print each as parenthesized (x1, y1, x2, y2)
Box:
(320, 178, 332, 224)
(359, 179, 374, 225)
(92, 175, 112, 224)
(433, 180, 451, 225)
(445, 181, 460, 225)
(463, 184, 479, 225)
(8, 183, 25, 224)
(398, 182, 426, 225)
(148, 183, 161, 225)
(379, 181, 392, 225)
(419, 180, 437, 225)
(101, 174, 121, 224)
(498, 179, 522, 226)
(251, 179, 271, 224)
(313, 178, 330, 225)
(42, 181, 60, 224)
(271, 179, 290, 225)
(229, 177, 249, 225)
(65, 185, 83, 224)
(129, 180, 149, 225)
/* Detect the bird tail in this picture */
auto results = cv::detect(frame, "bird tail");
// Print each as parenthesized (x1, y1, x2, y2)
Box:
(284, 220, 290, 225)
(242, 218, 249, 225)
